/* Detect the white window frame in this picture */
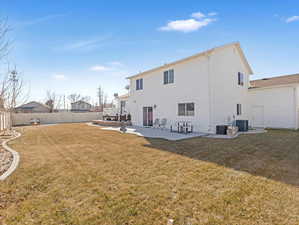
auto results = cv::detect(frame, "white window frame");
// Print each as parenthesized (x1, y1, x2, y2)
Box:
(163, 69, 174, 85)
(238, 72, 244, 86)
(136, 78, 143, 90)
(178, 103, 195, 116)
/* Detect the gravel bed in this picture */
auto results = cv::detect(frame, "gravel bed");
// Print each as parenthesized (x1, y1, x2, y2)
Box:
(0, 137, 14, 176)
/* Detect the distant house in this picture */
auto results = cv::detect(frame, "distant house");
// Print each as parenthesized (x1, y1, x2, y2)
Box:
(15, 101, 51, 113)
(71, 100, 92, 112)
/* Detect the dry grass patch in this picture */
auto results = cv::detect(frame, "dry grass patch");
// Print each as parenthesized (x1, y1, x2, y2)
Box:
(0, 123, 299, 224)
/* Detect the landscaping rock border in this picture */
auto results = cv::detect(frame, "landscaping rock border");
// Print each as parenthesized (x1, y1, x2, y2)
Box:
(0, 131, 21, 181)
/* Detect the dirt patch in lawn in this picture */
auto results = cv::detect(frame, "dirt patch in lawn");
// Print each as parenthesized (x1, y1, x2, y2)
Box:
(0, 124, 298, 225)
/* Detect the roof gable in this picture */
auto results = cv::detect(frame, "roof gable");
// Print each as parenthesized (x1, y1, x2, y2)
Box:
(126, 42, 253, 80)
(250, 74, 299, 88)
(16, 101, 50, 109)
(71, 100, 91, 106)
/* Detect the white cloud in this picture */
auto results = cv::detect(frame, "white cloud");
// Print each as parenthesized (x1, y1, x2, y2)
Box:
(160, 18, 216, 33)
(52, 74, 67, 80)
(191, 12, 205, 19)
(159, 11, 217, 33)
(208, 12, 218, 16)
(90, 65, 111, 72)
(286, 16, 299, 23)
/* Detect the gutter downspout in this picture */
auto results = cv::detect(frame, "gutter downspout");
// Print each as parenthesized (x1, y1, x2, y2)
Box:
(207, 53, 213, 133)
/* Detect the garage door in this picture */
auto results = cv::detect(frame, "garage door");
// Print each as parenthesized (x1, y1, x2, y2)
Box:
(252, 106, 264, 128)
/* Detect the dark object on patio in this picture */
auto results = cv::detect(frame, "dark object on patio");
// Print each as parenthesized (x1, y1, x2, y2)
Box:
(236, 120, 248, 132)
(171, 121, 193, 134)
(103, 114, 131, 122)
(216, 125, 228, 135)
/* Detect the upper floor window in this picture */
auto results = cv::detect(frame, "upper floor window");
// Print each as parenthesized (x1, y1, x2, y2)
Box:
(237, 103, 242, 115)
(238, 72, 244, 86)
(163, 69, 174, 84)
(136, 78, 143, 90)
(178, 103, 195, 116)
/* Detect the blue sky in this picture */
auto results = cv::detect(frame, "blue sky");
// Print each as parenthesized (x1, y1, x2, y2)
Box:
(1, 0, 299, 104)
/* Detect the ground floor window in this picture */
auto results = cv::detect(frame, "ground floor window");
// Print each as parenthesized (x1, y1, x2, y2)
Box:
(178, 103, 195, 116)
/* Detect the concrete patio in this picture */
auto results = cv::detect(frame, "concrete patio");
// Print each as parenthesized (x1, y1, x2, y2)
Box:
(100, 126, 207, 141)
(88, 123, 266, 141)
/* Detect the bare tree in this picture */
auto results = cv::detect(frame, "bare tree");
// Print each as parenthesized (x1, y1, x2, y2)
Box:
(97, 86, 110, 111)
(0, 19, 29, 130)
(103, 94, 108, 108)
(97, 86, 103, 110)
(4, 67, 29, 110)
(0, 74, 9, 109)
(0, 66, 29, 130)
(68, 93, 90, 104)
(68, 93, 82, 104)
(45, 90, 62, 112)
(81, 95, 90, 103)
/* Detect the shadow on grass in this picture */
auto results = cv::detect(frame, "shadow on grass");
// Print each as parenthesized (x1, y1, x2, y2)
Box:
(143, 129, 299, 187)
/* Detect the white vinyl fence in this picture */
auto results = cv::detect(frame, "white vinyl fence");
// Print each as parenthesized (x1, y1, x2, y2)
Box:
(12, 112, 103, 126)
(0, 111, 11, 132)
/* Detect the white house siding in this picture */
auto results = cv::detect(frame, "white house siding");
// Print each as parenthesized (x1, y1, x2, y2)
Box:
(249, 86, 298, 129)
(128, 56, 211, 132)
(209, 46, 250, 131)
(128, 45, 251, 133)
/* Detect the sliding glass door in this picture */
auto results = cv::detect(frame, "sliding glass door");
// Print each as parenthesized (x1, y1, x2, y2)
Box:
(143, 107, 153, 126)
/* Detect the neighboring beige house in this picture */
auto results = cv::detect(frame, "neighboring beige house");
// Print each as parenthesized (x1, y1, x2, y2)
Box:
(126, 42, 253, 133)
(15, 101, 51, 113)
(71, 100, 92, 112)
(249, 74, 299, 129)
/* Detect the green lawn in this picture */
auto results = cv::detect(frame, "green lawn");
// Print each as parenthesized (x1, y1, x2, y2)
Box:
(0, 124, 299, 225)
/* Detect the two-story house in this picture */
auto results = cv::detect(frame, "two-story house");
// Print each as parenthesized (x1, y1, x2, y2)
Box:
(126, 42, 253, 133)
